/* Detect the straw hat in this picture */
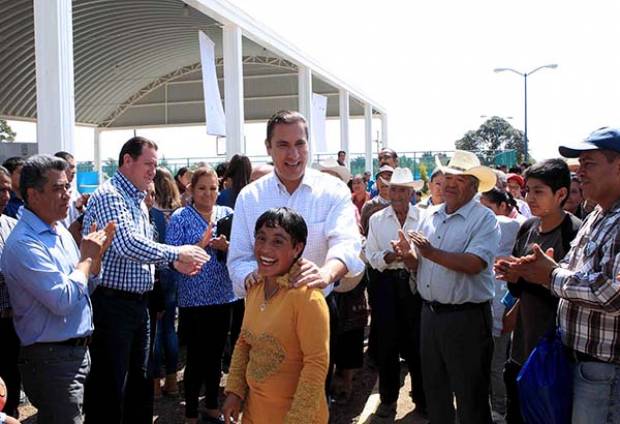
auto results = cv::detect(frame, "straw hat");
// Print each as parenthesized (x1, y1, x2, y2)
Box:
(434, 151, 497, 192)
(380, 167, 424, 191)
(314, 158, 351, 183)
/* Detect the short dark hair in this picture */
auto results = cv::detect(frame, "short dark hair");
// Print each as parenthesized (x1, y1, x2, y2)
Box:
(0, 166, 10, 179)
(255, 207, 308, 260)
(175, 167, 190, 180)
(54, 151, 74, 162)
(338, 150, 346, 156)
(20, 154, 69, 205)
(2, 156, 25, 175)
(265, 110, 308, 146)
(118, 136, 158, 167)
(481, 187, 518, 212)
(524, 159, 571, 206)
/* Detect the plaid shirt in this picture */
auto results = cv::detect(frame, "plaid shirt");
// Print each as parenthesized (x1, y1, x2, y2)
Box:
(82, 171, 180, 294)
(0, 214, 17, 313)
(551, 200, 620, 363)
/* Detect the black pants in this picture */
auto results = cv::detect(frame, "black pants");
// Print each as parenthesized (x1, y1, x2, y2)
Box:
(374, 270, 425, 407)
(223, 299, 245, 369)
(326, 292, 338, 397)
(182, 303, 231, 418)
(84, 292, 151, 424)
(0, 317, 21, 417)
(421, 301, 494, 424)
(504, 360, 523, 424)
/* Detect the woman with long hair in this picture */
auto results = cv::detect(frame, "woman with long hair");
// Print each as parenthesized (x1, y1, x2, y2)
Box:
(151, 167, 183, 397)
(217, 154, 252, 209)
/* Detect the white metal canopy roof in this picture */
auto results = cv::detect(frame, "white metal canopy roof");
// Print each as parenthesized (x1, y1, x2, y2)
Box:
(0, 0, 384, 129)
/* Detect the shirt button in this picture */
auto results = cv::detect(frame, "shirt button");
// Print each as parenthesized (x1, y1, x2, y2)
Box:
(426, 284, 430, 288)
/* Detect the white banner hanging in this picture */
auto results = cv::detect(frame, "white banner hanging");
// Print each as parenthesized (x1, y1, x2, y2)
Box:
(311, 93, 328, 153)
(199, 31, 226, 136)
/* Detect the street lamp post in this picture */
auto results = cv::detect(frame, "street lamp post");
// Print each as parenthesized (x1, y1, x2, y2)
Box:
(494, 64, 558, 163)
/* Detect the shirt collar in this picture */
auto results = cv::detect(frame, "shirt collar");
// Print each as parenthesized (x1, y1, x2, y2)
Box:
(435, 196, 478, 219)
(113, 171, 146, 203)
(21, 208, 58, 236)
(272, 168, 317, 195)
(386, 205, 419, 222)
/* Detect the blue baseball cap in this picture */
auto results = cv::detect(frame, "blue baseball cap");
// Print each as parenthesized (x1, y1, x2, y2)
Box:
(559, 127, 620, 158)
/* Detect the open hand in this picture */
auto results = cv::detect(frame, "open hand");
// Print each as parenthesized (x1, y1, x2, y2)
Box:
(408, 231, 435, 258)
(510, 244, 557, 286)
(209, 234, 229, 252)
(222, 393, 242, 424)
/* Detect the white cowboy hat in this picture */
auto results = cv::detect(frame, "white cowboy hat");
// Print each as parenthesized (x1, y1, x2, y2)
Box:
(434, 150, 497, 193)
(380, 167, 424, 191)
(314, 158, 351, 183)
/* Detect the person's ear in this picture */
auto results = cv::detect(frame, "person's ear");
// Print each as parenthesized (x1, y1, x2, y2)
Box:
(292, 241, 304, 260)
(556, 187, 568, 204)
(265, 139, 272, 154)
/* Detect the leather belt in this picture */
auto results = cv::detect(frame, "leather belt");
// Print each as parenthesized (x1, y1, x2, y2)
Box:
(98, 286, 148, 301)
(567, 348, 608, 364)
(424, 300, 488, 313)
(382, 269, 410, 280)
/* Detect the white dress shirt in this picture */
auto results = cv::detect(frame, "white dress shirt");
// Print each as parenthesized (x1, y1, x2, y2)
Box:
(227, 168, 364, 298)
(366, 205, 423, 272)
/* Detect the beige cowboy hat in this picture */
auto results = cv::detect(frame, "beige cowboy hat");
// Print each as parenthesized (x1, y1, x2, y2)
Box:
(434, 150, 497, 193)
(314, 157, 351, 183)
(380, 167, 424, 191)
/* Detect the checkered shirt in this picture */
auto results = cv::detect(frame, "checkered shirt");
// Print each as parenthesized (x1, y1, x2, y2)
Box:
(82, 171, 180, 294)
(551, 200, 620, 363)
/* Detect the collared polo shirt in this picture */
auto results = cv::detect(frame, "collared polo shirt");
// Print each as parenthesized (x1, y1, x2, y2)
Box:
(416, 198, 500, 304)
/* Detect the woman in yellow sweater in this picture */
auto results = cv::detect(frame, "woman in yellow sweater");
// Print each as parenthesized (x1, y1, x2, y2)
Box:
(222, 207, 330, 424)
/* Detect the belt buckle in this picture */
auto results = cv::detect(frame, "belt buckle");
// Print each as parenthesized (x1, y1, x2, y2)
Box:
(427, 302, 437, 313)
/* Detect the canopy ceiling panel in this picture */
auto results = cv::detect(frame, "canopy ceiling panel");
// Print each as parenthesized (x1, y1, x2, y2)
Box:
(0, 0, 368, 129)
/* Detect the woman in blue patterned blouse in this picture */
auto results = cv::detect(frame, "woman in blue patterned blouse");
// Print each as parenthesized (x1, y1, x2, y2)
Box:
(166, 166, 234, 424)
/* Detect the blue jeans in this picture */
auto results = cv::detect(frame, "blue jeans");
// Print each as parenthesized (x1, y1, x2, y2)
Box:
(152, 273, 178, 376)
(573, 360, 620, 424)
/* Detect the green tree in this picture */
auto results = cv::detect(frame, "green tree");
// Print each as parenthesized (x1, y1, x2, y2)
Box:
(0, 120, 16, 143)
(455, 116, 525, 163)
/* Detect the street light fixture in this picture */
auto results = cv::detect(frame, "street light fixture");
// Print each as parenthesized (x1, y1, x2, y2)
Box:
(494, 64, 558, 163)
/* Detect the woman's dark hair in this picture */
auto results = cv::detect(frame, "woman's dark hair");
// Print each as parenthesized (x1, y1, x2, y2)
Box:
(190, 166, 218, 189)
(2, 156, 25, 175)
(524, 159, 571, 206)
(215, 161, 229, 191)
(254, 207, 308, 260)
(154, 167, 181, 210)
(225, 154, 252, 205)
(481, 187, 518, 212)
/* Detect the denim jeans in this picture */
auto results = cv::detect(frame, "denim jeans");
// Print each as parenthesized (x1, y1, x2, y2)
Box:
(19, 344, 90, 424)
(572, 360, 620, 424)
(152, 272, 178, 376)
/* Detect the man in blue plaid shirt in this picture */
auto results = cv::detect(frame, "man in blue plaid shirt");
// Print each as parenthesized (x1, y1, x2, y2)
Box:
(83, 137, 208, 424)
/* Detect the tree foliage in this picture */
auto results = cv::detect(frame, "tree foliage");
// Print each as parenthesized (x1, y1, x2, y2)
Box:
(455, 116, 526, 163)
(0, 120, 16, 143)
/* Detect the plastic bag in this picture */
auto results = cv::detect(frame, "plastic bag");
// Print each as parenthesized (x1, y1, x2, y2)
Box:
(516, 329, 573, 424)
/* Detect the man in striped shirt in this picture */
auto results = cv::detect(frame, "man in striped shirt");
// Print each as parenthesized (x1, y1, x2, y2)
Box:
(83, 137, 209, 424)
(511, 127, 620, 424)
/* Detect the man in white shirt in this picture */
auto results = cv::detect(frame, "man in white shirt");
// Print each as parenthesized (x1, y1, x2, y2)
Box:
(228, 110, 364, 297)
(227, 110, 364, 398)
(365, 168, 426, 418)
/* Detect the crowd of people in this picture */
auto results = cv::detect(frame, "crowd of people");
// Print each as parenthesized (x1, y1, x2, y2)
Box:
(0, 110, 619, 424)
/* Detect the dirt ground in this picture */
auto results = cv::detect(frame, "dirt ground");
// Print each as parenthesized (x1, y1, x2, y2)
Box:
(18, 348, 428, 424)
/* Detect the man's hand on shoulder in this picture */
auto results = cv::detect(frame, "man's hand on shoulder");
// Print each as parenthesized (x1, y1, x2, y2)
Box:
(290, 258, 332, 289)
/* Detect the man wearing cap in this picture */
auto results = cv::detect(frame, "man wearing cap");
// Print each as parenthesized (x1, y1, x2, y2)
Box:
(395, 150, 500, 424)
(507, 127, 620, 423)
(366, 168, 426, 417)
(361, 165, 393, 236)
